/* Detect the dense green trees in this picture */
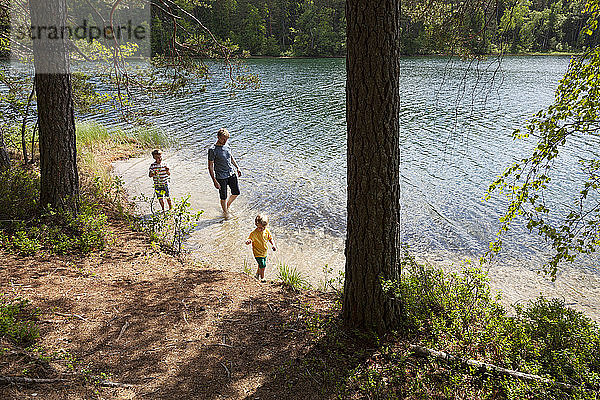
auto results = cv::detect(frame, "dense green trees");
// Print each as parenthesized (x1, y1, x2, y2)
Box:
(2, 0, 596, 58)
(496, 0, 598, 52)
(153, 0, 598, 57)
(187, 0, 345, 57)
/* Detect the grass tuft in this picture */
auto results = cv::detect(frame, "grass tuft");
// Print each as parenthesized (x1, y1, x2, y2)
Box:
(76, 121, 125, 147)
(130, 125, 172, 149)
(277, 262, 309, 290)
(76, 120, 172, 150)
(242, 258, 253, 275)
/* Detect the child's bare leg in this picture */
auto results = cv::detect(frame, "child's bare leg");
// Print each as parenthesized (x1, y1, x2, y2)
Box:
(158, 198, 165, 211)
(220, 199, 228, 214)
(167, 198, 173, 209)
(226, 194, 238, 209)
(258, 267, 265, 279)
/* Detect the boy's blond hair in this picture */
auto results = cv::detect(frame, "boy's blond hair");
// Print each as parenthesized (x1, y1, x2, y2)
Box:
(255, 214, 269, 227)
(217, 128, 230, 138)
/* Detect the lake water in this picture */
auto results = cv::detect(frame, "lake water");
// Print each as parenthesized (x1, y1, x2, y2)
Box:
(107, 56, 600, 320)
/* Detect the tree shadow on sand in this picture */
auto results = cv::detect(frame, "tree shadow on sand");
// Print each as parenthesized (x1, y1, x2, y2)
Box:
(141, 286, 377, 400)
(2, 255, 378, 399)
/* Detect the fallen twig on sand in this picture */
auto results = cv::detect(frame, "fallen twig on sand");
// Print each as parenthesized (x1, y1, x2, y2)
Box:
(54, 312, 89, 322)
(205, 343, 233, 348)
(97, 379, 137, 388)
(0, 376, 68, 385)
(116, 320, 130, 341)
(219, 362, 231, 378)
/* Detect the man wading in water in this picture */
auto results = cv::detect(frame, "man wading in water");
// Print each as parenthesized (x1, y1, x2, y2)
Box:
(208, 128, 242, 218)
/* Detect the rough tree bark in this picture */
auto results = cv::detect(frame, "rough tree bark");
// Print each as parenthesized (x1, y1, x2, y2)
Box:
(29, 0, 79, 213)
(343, 0, 402, 332)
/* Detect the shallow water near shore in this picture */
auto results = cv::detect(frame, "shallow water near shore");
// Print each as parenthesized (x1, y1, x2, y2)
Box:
(107, 56, 600, 321)
(114, 150, 346, 287)
(114, 149, 600, 323)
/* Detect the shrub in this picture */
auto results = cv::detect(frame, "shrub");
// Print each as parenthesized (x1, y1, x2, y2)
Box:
(132, 195, 202, 256)
(10, 230, 42, 256)
(1, 202, 107, 256)
(506, 297, 600, 387)
(382, 252, 600, 398)
(384, 253, 505, 350)
(0, 167, 39, 220)
(42, 204, 107, 254)
(0, 298, 40, 346)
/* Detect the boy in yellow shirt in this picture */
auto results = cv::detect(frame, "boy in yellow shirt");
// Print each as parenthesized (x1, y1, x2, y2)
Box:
(246, 214, 276, 282)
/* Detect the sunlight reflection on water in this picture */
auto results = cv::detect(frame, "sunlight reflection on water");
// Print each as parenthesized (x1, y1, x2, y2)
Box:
(107, 56, 600, 321)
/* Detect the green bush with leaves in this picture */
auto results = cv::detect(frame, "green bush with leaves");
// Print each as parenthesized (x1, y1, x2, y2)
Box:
(0, 167, 39, 220)
(0, 164, 108, 255)
(1, 202, 107, 256)
(133, 194, 203, 256)
(0, 298, 40, 346)
(382, 253, 600, 398)
(9, 230, 42, 256)
(506, 297, 600, 387)
(384, 253, 505, 349)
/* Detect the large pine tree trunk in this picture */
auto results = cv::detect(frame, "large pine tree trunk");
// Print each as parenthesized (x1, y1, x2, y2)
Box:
(30, 0, 79, 213)
(343, 0, 402, 332)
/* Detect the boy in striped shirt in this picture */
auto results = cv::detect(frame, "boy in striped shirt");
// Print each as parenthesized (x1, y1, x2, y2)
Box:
(149, 149, 173, 211)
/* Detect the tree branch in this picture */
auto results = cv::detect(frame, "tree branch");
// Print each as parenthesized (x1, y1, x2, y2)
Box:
(409, 344, 586, 392)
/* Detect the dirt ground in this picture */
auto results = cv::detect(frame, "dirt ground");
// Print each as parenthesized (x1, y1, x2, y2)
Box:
(0, 218, 347, 400)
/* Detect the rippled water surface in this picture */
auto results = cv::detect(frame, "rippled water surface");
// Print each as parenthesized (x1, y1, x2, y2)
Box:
(108, 57, 600, 319)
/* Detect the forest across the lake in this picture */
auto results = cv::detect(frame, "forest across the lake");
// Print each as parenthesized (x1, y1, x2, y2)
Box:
(153, 0, 600, 56)
(1, 0, 599, 59)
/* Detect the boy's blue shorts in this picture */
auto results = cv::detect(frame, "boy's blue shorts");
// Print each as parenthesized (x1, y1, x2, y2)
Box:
(154, 185, 170, 199)
(255, 257, 267, 269)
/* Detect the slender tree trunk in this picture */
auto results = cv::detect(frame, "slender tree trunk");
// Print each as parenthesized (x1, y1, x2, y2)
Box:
(20, 84, 36, 165)
(343, 0, 402, 332)
(0, 129, 10, 170)
(29, 0, 79, 213)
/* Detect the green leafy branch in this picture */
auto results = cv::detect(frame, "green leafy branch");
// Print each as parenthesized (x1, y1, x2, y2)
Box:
(486, 28, 600, 277)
